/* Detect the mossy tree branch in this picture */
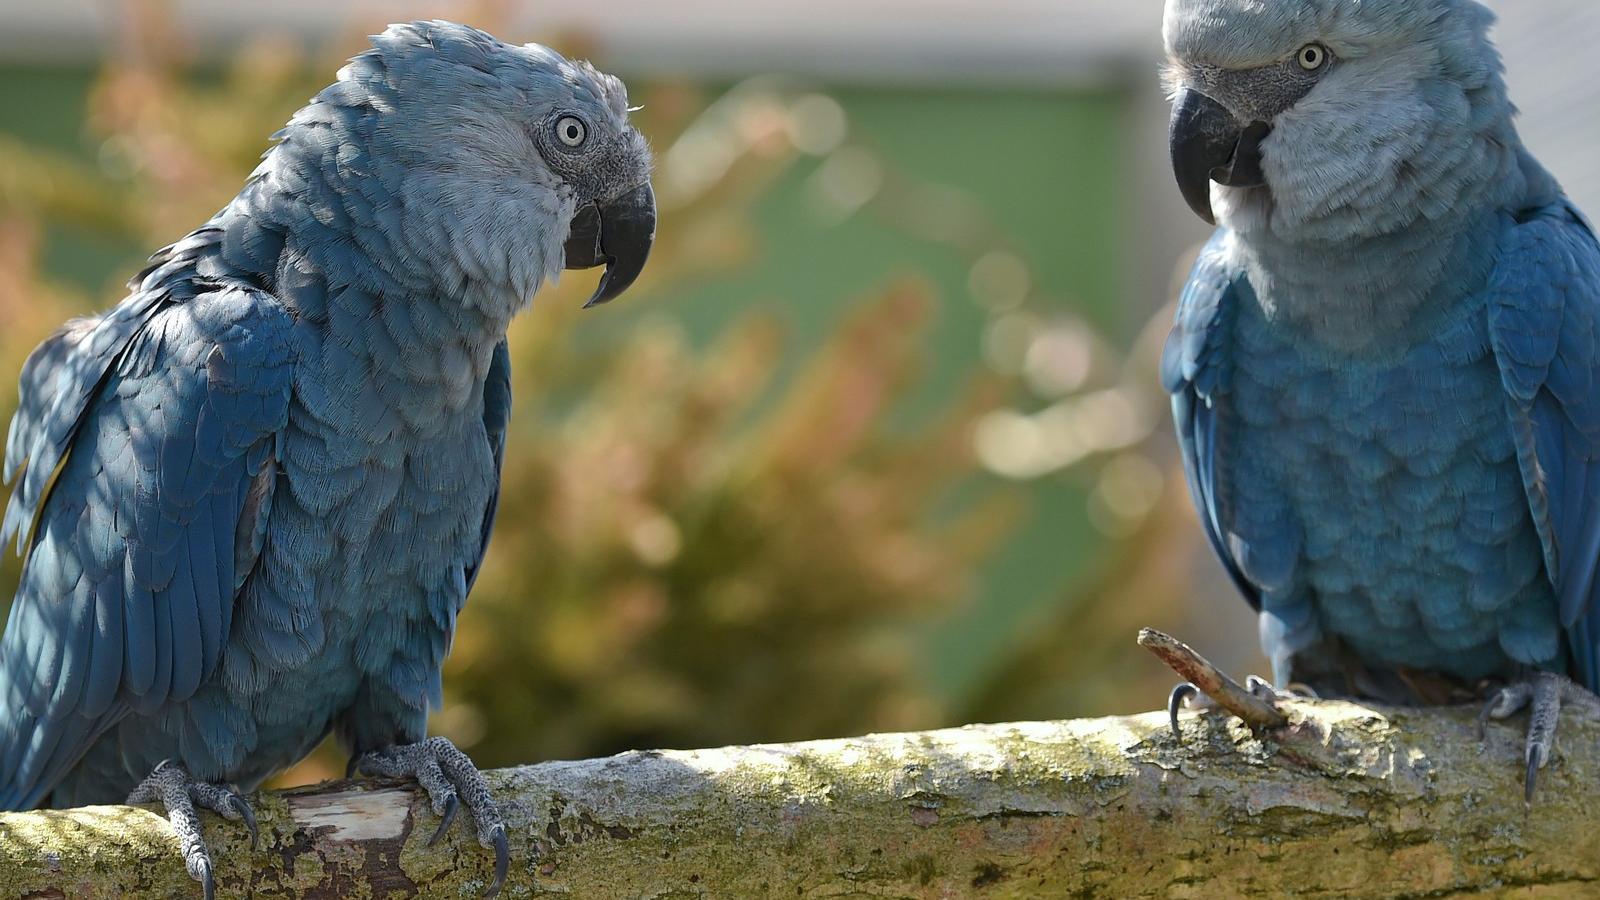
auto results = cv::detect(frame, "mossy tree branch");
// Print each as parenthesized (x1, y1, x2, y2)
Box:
(2, 700, 1598, 898)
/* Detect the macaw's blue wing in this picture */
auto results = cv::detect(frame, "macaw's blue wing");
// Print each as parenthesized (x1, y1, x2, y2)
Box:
(1489, 202, 1600, 693)
(465, 339, 511, 595)
(0, 263, 295, 809)
(1161, 231, 1260, 610)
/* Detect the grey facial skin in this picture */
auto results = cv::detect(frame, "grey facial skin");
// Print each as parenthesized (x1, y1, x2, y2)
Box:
(1166, 54, 1328, 224)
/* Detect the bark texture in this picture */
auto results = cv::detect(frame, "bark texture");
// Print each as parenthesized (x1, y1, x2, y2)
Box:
(2, 699, 1598, 898)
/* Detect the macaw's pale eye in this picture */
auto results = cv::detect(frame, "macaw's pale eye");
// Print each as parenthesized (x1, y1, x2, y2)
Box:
(1297, 43, 1330, 72)
(555, 115, 588, 148)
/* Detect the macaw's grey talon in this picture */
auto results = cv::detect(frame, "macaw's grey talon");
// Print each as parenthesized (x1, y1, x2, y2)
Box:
(1168, 682, 1200, 739)
(353, 736, 507, 890)
(232, 792, 260, 850)
(485, 825, 509, 898)
(1246, 676, 1316, 704)
(1523, 672, 1562, 805)
(1478, 671, 1573, 804)
(127, 761, 251, 899)
(1245, 675, 1274, 700)
(197, 855, 215, 900)
(430, 792, 460, 847)
(1476, 681, 1530, 742)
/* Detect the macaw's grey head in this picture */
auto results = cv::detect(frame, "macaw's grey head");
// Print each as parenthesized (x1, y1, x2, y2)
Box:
(1162, 0, 1515, 240)
(299, 21, 654, 308)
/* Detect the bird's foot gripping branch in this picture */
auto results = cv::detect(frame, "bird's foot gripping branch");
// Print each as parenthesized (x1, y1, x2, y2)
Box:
(3, 699, 1599, 897)
(1142, 626, 1600, 804)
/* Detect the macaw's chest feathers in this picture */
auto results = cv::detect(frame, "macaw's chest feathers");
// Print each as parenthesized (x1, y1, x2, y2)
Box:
(201, 292, 505, 785)
(1226, 293, 1563, 680)
(1236, 206, 1509, 355)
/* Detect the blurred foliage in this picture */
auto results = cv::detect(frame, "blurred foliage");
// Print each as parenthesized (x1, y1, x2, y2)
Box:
(0, 3, 1261, 784)
(454, 285, 1016, 766)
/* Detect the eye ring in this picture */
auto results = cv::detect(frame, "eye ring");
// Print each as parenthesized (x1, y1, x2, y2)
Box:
(554, 115, 588, 148)
(1296, 43, 1330, 72)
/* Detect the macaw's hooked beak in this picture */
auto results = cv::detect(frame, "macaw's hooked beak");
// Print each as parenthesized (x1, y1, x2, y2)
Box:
(563, 182, 657, 307)
(1169, 89, 1270, 225)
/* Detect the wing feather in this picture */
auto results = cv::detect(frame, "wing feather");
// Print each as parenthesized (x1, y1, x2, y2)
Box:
(0, 269, 294, 809)
(1489, 201, 1600, 691)
(1162, 232, 1260, 609)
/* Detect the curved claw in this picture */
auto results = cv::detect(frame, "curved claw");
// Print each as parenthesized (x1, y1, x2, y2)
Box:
(429, 793, 460, 847)
(1476, 694, 1498, 743)
(1284, 681, 1320, 699)
(346, 755, 362, 779)
(1168, 682, 1200, 739)
(1525, 750, 1540, 806)
(484, 825, 509, 898)
(1476, 684, 1525, 742)
(231, 792, 260, 850)
(197, 856, 216, 900)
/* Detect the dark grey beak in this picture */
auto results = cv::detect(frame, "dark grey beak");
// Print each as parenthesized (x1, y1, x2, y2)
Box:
(563, 183, 657, 307)
(1169, 89, 1270, 225)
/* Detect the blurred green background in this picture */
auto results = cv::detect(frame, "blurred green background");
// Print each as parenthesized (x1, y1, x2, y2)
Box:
(5, 0, 1590, 785)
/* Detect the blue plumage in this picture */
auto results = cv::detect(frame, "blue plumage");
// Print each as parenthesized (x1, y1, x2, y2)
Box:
(1489, 204, 1600, 688)
(1167, 212, 1595, 689)
(1161, 0, 1600, 707)
(0, 262, 295, 808)
(0, 20, 654, 857)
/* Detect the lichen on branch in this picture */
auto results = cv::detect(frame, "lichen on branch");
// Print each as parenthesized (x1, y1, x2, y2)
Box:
(1, 701, 1596, 898)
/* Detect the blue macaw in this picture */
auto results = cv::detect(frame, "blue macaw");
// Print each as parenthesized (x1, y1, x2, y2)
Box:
(1161, 0, 1600, 798)
(0, 21, 655, 897)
